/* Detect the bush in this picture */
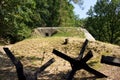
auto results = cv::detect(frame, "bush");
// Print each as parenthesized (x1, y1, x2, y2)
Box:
(1, 23, 32, 44)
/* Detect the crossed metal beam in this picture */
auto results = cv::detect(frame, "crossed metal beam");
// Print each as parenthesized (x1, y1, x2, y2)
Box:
(101, 55, 120, 67)
(3, 39, 111, 80)
(52, 39, 107, 80)
(3, 47, 55, 80)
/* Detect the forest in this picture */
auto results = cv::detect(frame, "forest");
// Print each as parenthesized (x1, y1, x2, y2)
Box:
(0, 0, 120, 45)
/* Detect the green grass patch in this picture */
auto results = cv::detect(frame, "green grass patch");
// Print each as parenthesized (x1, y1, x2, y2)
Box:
(52, 27, 85, 38)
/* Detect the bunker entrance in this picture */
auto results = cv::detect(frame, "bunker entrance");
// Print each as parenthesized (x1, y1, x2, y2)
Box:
(45, 33, 49, 36)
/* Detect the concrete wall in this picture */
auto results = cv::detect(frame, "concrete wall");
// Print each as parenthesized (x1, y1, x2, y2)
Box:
(33, 27, 95, 41)
(36, 27, 57, 37)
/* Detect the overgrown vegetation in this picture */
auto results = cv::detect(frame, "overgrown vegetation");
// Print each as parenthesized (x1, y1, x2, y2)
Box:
(30, 27, 85, 39)
(11, 37, 119, 68)
(52, 27, 85, 38)
(0, 0, 120, 45)
(0, 0, 83, 44)
(4, 37, 118, 79)
(85, 0, 120, 45)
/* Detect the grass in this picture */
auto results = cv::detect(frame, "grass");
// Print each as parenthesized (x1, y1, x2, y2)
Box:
(11, 37, 119, 68)
(1, 37, 120, 80)
(32, 27, 85, 38)
(52, 27, 85, 38)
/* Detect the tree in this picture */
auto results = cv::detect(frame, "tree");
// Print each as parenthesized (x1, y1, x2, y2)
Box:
(58, 0, 76, 27)
(0, 0, 84, 43)
(0, 0, 37, 43)
(85, 0, 120, 45)
(35, 0, 61, 27)
(74, 15, 85, 27)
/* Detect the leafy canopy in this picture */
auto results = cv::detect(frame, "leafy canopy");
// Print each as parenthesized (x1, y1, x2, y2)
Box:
(85, 0, 120, 45)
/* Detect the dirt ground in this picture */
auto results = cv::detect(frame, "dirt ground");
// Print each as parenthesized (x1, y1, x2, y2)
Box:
(0, 38, 120, 80)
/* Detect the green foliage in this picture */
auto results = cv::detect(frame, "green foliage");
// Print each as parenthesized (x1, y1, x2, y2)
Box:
(85, 0, 120, 45)
(0, 0, 84, 43)
(58, 0, 76, 27)
(35, 0, 61, 27)
(0, 0, 36, 43)
(74, 15, 85, 27)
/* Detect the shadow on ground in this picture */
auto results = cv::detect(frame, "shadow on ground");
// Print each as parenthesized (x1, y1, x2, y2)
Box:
(0, 51, 107, 80)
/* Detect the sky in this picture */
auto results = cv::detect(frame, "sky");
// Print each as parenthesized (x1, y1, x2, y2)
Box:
(72, 0, 97, 19)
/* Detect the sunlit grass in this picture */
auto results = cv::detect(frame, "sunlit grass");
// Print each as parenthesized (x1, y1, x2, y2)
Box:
(1, 37, 120, 79)
(11, 37, 118, 68)
(52, 27, 85, 38)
